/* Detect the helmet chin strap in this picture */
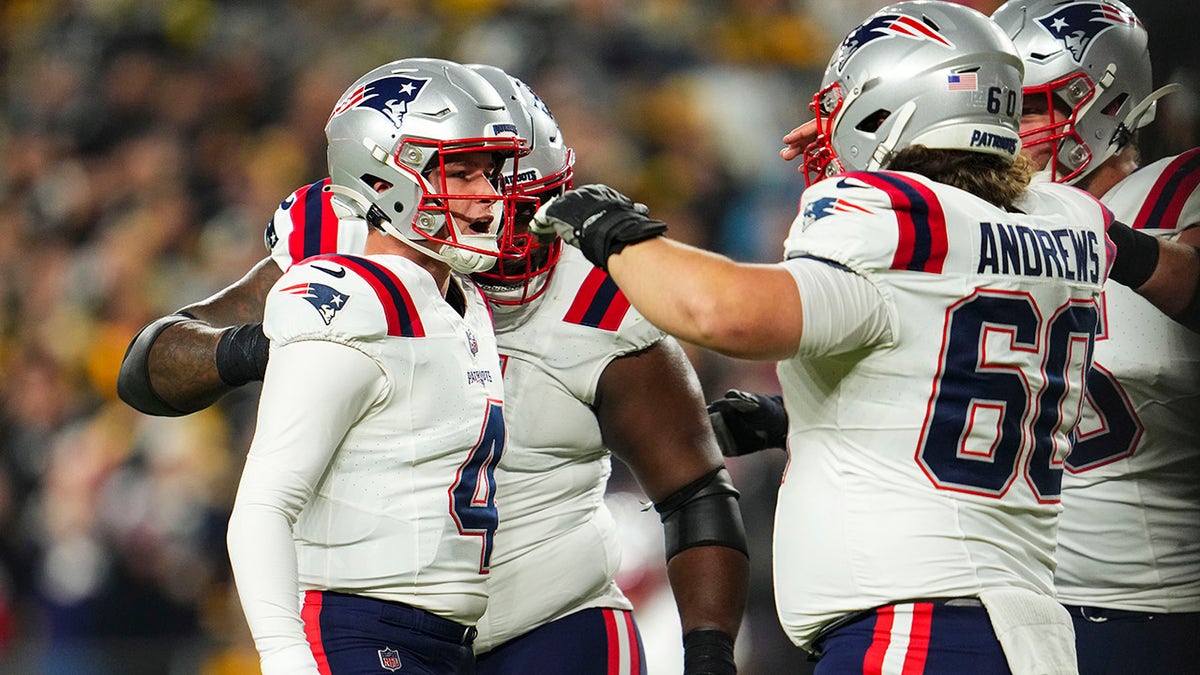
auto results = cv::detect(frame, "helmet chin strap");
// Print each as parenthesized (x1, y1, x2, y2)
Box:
(868, 101, 917, 170)
(325, 183, 500, 273)
(1063, 73, 1181, 185)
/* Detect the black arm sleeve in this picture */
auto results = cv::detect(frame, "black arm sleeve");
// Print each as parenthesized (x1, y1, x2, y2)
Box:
(116, 313, 195, 417)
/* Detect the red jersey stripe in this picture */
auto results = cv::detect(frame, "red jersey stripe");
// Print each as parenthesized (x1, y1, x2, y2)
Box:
(846, 172, 949, 273)
(332, 255, 425, 337)
(563, 268, 632, 331)
(1131, 149, 1200, 231)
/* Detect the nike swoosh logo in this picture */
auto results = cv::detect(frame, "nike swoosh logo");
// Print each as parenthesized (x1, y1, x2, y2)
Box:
(311, 264, 346, 278)
(836, 178, 860, 189)
(280, 195, 296, 209)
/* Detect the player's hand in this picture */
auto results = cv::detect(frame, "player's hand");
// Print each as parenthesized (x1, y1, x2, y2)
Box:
(531, 184, 666, 271)
(780, 119, 818, 171)
(707, 389, 788, 457)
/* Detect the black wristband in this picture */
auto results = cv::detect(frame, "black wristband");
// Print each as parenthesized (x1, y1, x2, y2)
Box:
(1107, 220, 1160, 288)
(683, 628, 736, 675)
(215, 323, 269, 386)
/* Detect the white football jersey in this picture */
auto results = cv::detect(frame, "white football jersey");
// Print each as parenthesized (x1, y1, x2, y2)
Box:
(773, 171, 1110, 650)
(260, 190, 666, 650)
(472, 245, 664, 652)
(250, 253, 505, 623)
(264, 178, 369, 271)
(1056, 149, 1200, 612)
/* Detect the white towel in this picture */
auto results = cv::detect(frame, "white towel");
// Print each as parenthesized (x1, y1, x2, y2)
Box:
(979, 588, 1078, 675)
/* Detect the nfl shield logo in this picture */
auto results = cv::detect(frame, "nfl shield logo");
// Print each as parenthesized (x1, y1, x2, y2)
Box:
(378, 646, 402, 671)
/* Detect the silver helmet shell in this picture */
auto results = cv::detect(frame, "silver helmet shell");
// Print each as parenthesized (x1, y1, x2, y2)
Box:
(466, 64, 575, 304)
(324, 57, 529, 273)
(803, 1, 1024, 185)
(993, 0, 1154, 184)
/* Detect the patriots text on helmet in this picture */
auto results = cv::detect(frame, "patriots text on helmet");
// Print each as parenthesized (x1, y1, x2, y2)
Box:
(977, 221, 1101, 283)
(968, 130, 1019, 155)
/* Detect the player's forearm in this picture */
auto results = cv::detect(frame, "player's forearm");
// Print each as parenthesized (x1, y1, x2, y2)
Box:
(667, 546, 749, 638)
(607, 239, 802, 360)
(146, 319, 239, 410)
(1137, 239, 1200, 318)
(118, 258, 280, 415)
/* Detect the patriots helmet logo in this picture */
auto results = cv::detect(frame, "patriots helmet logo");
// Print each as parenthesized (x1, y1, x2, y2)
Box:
(281, 282, 348, 325)
(803, 196, 873, 227)
(377, 646, 402, 672)
(1034, 2, 1140, 63)
(835, 14, 954, 72)
(329, 75, 430, 128)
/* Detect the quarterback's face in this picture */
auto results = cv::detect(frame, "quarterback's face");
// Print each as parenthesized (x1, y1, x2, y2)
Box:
(434, 151, 503, 236)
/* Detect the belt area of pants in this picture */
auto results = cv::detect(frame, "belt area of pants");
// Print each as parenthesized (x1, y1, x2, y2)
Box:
(322, 591, 478, 645)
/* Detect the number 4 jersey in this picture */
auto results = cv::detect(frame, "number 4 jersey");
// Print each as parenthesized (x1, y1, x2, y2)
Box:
(246, 252, 506, 626)
(772, 170, 1111, 649)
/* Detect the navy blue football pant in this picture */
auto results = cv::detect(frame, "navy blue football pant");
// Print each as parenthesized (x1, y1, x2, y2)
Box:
(301, 590, 477, 675)
(1066, 604, 1200, 675)
(476, 607, 647, 675)
(813, 599, 1011, 674)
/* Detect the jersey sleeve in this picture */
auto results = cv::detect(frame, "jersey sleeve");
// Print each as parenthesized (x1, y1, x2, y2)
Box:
(263, 254, 392, 348)
(782, 172, 913, 276)
(227, 339, 384, 675)
(264, 178, 369, 272)
(551, 256, 665, 402)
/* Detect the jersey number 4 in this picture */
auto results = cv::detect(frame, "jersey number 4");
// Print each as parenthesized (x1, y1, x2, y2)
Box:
(917, 291, 1099, 503)
(449, 400, 505, 573)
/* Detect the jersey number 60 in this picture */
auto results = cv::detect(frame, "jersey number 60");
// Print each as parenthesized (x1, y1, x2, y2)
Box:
(917, 291, 1098, 503)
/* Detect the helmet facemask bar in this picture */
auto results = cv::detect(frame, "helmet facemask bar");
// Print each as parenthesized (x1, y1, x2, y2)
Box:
(475, 147, 575, 305)
(394, 135, 530, 264)
(1019, 72, 1096, 183)
(803, 82, 849, 186)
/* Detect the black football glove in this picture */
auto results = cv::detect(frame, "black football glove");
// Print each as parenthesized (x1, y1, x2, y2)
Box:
(530, 183, 666, 271)
(707, 390, 788, 457)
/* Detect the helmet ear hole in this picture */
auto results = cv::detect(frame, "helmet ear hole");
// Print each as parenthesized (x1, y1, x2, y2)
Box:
(1102, 93, 1128, 117)
(856, 110, 891, 133)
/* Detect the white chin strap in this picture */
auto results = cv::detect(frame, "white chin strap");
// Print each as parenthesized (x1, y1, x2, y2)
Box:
(868, 101, 917, 170)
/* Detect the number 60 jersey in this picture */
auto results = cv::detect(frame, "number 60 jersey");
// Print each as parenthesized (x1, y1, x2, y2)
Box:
(772, 170, 1112, 649)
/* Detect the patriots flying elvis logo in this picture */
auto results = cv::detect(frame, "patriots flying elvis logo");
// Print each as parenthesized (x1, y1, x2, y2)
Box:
(835, 14, 954, 72)
(281, 282, 348, 325)
(329, 75, 430, 128)
(1035, 2, 1140, 63)
(803, 196, 873, 226)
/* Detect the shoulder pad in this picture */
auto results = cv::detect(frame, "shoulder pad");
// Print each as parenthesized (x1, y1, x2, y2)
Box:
(265, 178, 369, 271)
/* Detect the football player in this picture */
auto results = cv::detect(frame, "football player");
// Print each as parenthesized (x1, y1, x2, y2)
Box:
(992, 2, 1200, 672)
(225, 58, 519, 675)
(532, 2, 1110, 671)
(118, 62, 748, 674)
(462, 65, 747, 675)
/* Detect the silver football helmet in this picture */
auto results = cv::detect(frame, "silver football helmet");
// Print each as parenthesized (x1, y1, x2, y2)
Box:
(803, 1, 1025, 185)
(324, 57, 529, 273)
(467, 64, 575, 305)
(993, 0, 1176, 184)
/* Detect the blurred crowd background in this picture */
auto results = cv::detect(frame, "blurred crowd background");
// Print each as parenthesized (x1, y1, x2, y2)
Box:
(0, 1, 1195, 673)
